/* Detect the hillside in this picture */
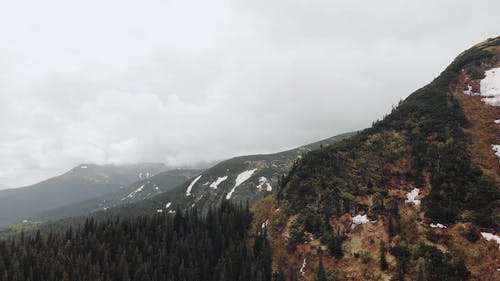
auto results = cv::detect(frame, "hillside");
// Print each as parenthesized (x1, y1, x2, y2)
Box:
(0, 163, 168, 227)
(32, 131, 356, 234)
(251, 37, 500, 280)
(79, 132, 357, 220)
(32, 168, 202, 222)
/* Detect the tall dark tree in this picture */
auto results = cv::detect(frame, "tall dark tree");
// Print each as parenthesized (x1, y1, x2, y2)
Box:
(380, 241, 388, 271)
(314, 256, 327, 281)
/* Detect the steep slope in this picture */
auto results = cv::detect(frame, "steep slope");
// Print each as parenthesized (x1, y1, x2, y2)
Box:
(251, 37, 500, 281)
(32, 168, 202, 222)
(0, 163, 168, 227)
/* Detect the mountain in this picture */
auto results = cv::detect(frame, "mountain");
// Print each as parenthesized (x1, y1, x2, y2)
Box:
(32, 168, 202, 222)
(44, 132, 357, 227)
(248, 37, 500, 280)
(0, 163, 168, 227)
(0, 37, 498, 281)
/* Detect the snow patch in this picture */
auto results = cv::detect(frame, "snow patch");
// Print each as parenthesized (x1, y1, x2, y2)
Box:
(481, 232, 500, 251)
(166, 202, 171, 209)
(191, 194, 205, 208)
(261, 219, 269, 230)
(352, 214, 369, 226)
(168, 210, 176, 214)
(226, 169, 257, 200)
(492, 145, 500, 160)
(494, 119, 500, 124)
(157, 209, 163, 213)
(186, 175, 202, 196)
(121, 185, 144, 201)
(299, 258, 307, 276)
(480, 67, 500, 106)
(430, 223, 447, 229)
(482, 96, 500, 106)
(81, 165, 87, 169)
(256, 176, 273, 192)
(463, 84, 476, 95)
(209, 176, 228, 189)
(405, 188, 421, 205)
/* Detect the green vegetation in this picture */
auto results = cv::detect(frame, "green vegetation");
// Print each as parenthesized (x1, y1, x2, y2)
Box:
(273, 37, 500, 280)
(0, 202, 276, 281)
(459, 225, 480, 243)
(380, 241, 388, 271)
(277, 38, 499, 228)
(287, 218, 305, 252)
(416, 245, 470, 281)
(325, 229, 347, 259)
(0, 222, 41, 240)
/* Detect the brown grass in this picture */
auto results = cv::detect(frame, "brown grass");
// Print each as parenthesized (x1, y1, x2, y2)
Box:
(455, 69, 500, 182)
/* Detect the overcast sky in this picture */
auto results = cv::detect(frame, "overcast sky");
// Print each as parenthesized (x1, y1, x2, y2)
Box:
(0, 0, 498, 187)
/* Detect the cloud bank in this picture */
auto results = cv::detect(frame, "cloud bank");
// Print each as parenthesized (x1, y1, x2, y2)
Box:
(0, 0, 498, 186)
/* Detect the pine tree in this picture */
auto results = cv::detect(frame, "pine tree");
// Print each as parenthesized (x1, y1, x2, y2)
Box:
(314, 256, 327, 281)
(380, 241, 388, 271)
(272, 259, 285, 281)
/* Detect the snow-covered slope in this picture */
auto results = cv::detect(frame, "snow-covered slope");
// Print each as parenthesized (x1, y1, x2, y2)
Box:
(480, 67, 500, 106)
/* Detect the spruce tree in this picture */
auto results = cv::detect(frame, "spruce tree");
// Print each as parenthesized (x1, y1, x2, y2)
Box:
(380, 241, 388, 271)
(314, 256, 327, 281)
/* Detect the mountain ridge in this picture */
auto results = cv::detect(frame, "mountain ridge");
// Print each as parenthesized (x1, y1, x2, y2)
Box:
(36, 131, 358, 232)
(0, 162, 169, 227)
(31, 168, 203, 222)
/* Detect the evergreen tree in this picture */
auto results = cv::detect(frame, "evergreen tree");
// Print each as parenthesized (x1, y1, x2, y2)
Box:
(314, 256, 327, 281)
(380, 241, 388, 271)
(0, 201, 272, 281)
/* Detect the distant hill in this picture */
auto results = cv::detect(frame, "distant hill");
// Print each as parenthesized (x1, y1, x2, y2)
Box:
(33, 168, 202, 222)
(0, 163, 168, 227)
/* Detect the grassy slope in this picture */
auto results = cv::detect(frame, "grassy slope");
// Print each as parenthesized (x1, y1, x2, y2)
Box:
(255, 37, 500, 280)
